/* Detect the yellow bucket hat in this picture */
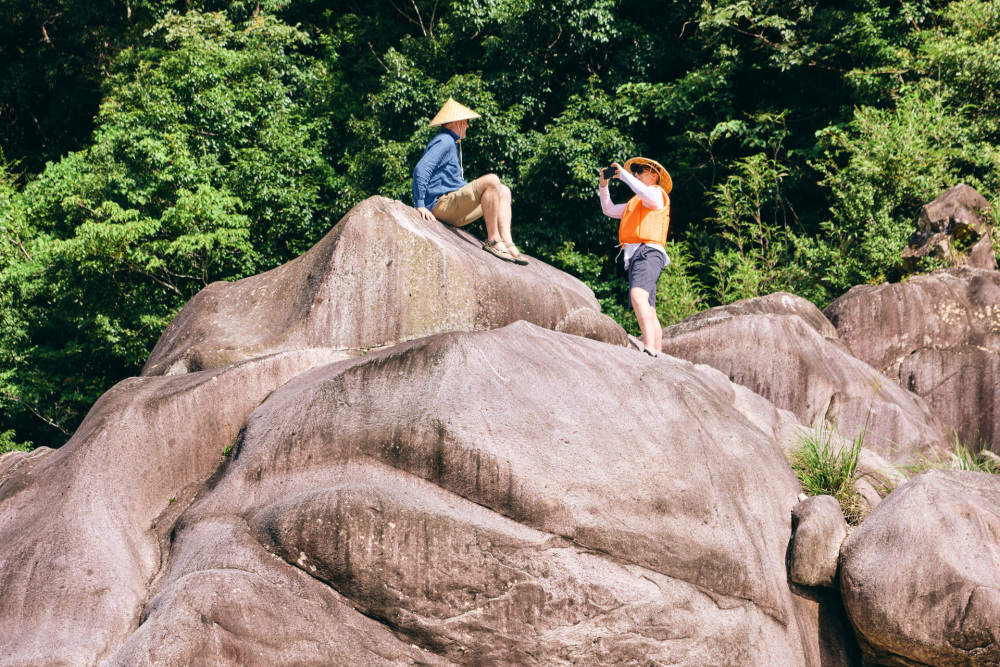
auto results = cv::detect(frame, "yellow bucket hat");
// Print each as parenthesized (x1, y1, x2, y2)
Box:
(624, 157, 672, 194)
(429, 98, 481, 127)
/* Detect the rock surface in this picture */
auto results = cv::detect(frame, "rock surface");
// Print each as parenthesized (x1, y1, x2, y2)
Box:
(104, 323, 851, 666)
(0, 350, 342, 665)
(901, 184, 997, 272)
(142, 196, 626, 376)
(661, 292, 950, 461)
(789, 495, 848, 588)
(824, 268, 1000, 450)
(840, 469, 1000, 666)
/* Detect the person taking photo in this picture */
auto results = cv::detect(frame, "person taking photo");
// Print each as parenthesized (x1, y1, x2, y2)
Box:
(599, 158, 672, 357)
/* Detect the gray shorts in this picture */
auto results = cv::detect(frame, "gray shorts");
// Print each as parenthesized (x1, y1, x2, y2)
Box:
(628, 245, 666, 307)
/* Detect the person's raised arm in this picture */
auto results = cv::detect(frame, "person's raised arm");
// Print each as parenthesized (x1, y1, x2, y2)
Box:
(619, 169, 666, 210)
(599, 164, 626, 218)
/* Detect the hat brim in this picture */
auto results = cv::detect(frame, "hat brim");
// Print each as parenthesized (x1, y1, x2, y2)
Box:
(428, 98, 482, 127)
(624, 157, 672, 194)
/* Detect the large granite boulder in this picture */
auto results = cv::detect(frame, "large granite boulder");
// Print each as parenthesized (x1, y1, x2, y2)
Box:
(840, 469, 1000, 666)
(0, 350, 342, 665)
(100, 323, 852, 666)
(142, 196, 626, 376)
(661, 292, 950, 461)
(901, 184, 997, 272)
(824, 268, 1000, 450)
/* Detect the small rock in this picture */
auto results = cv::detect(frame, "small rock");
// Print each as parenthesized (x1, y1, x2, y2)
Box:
(789, 495, 848, 588)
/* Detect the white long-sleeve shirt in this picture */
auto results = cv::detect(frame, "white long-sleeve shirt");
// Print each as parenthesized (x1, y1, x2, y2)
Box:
(600, 169, 670, 270)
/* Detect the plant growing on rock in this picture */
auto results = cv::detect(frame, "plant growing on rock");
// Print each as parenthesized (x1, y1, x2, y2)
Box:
(902, 437, 1000, 476)
(790, 425, 864, 524)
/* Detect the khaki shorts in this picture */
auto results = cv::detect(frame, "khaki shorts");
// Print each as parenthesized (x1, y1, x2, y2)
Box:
(432, 181, 484, 227)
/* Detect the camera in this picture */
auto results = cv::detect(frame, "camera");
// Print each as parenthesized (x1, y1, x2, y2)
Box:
(602, 165, 618, 180)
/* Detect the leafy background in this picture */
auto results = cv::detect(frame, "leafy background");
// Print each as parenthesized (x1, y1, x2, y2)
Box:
(2, 0, 999, 449)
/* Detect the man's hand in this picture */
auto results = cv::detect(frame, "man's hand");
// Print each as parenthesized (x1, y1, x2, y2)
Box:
(416, 206, 438, 222)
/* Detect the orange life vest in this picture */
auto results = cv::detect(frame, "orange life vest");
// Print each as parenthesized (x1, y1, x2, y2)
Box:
(618, 187, 670, 245)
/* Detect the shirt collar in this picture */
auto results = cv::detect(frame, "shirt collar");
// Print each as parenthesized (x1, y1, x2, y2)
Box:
(441, 128, 461, 142)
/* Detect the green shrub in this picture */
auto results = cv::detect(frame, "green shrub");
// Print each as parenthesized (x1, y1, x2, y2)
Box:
(656, 241, 707, 327)
(0, 429, 32, 455)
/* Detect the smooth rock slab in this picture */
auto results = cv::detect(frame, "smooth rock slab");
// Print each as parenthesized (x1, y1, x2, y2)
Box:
(825, 268, 1000, 449)
(662, 292, 950, 461)
(840, 469, 1000, 666)
(117, 322, 852, 666)
(142, 196, 626, 376)
(0, 350, 343, 666)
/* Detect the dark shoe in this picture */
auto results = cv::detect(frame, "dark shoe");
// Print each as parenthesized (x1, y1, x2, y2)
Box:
(482, 239, 518, 263)
(504, 243, 530, 266)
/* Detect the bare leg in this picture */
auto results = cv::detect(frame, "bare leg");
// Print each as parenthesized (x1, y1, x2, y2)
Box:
(479, 191, 502, 243)
(631, 288, 662, 355)
(473, 174, 515, 249)
(497, 184, 514, 248)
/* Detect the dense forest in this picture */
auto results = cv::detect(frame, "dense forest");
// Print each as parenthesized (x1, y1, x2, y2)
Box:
(2, 0, 998, 451)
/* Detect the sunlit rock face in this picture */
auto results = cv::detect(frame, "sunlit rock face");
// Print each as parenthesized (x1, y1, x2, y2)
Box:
(142, 196, 626, 377)
(840, 469, 1000, 666)
(108, 323, 850, 666)
(0, 350, 343, 666)
(825, 267, 1000, 451)
(662, 292, 950, 462)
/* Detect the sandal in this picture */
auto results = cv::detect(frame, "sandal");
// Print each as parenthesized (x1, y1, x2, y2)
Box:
(504, 242, 529, 266)
(482, 239, 518, 263)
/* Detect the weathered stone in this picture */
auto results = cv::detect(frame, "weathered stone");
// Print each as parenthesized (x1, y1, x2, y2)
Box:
(108, 323, 853, 666)
(0, 350, 344, 665)
(662, 292, 950, 461)
(917, 184, 990, 237)
(789, 495, 848, 588)
(903, 184, 997, 272)
(840, 469, 1000, 666)
(142, 196, 625, 376)
(824, 268, 1000, 450)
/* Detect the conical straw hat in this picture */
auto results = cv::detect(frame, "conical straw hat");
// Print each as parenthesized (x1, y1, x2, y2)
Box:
(624, 157, 672, 194)
(429, 98, 481, 127)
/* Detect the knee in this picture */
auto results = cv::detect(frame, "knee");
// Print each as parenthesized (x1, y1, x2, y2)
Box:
(501, 183, 511, 199)
(630, 289, 648, 310)
(480, 174, 502, 191)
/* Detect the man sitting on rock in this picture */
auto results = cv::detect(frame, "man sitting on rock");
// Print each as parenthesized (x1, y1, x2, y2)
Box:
(412, 98, 527, 265)
(599, 158, 672, 357)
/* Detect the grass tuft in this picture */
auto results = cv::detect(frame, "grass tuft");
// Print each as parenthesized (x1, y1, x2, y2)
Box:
(790, 424, 868, 525)
(901, 436, 1000, 476)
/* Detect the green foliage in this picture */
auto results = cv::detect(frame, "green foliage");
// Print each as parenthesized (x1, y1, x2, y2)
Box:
(0, 430, 32, 456)
(812, 84, 1000, 293)
(6, 0, 1000, 449)
(0, 11, 332, 448)
(656, 241, 706, 327)
(790, 425, 868, 525)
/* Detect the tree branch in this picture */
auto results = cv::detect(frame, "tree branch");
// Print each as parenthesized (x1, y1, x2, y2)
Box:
(2, 392, 72, 435)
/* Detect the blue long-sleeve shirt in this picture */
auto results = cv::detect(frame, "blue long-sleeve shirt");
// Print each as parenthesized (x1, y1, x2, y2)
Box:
(412, 129, 467, 211)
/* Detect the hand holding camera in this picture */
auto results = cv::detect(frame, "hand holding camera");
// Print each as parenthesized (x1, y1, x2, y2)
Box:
(600, 163, 621, 186)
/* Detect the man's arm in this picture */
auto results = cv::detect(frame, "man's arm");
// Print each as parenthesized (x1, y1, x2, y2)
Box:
(412, 137, 449, 217)
(619, 169, 666, 210)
